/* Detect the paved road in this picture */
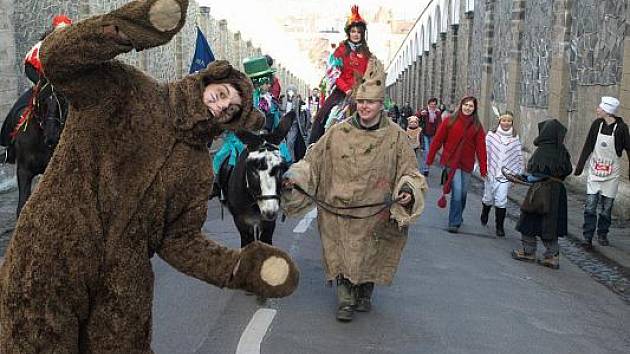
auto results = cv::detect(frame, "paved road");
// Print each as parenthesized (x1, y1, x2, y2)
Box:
(151, 171, 630, 354)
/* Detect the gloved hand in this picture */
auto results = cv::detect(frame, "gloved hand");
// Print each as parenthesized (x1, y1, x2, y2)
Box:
(227, 241, 299, 298)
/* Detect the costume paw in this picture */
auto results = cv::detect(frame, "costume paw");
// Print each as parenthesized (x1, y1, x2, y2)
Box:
(102, 0, 188, 51)
(149, 0, 182, 32)
(228, 241, 299, 298)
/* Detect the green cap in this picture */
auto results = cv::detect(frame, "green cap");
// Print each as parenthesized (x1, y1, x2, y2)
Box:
(243, 56, 276, 79)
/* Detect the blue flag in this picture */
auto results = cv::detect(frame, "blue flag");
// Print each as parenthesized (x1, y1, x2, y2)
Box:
(189, 27, 215, 74)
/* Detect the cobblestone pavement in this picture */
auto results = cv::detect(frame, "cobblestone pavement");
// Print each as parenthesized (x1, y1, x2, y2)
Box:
(468, 175, 630, 303)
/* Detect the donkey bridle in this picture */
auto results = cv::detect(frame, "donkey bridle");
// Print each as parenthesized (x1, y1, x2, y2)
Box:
(245, 167, 281, 202)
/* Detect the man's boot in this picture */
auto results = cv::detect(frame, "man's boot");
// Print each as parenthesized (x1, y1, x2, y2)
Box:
(480, 203, 492, 226)
(495, 207, 506, 237)
(354, 282, 374, 313)
(537, 254, 560, 270)
(597, 234, 610, 246)
(336, 277, 355, 322)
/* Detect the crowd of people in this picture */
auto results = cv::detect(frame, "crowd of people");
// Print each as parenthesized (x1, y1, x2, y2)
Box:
(1, 4, 630, 351)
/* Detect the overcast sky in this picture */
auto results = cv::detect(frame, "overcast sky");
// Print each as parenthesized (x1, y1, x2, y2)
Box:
(197, 0, 429, 85)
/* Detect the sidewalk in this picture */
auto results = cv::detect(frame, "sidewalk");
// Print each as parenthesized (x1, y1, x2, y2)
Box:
(468, 171, 630, 272)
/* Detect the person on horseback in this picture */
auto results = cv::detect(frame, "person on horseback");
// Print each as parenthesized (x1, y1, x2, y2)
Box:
(282, 57, 427, 322)
(0, 1, 299, 351)
(307, 5, 372, 144)
(211, 56, 292, 201)
(1, 14, 72, 164)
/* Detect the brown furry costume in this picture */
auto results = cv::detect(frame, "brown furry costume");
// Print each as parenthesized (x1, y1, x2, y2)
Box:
(0, 0, 299, 352)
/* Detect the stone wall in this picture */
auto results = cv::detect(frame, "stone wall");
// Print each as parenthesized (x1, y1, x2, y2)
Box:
(0, 1, 308, 192)
(388, 0, 630, 220)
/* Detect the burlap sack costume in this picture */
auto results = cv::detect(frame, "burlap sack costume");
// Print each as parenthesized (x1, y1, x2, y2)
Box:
(282, 58, 427, 285)
(0, 1, 299, 352)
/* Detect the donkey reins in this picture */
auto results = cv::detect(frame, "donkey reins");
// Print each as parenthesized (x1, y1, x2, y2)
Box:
(291, 184, 403, 220)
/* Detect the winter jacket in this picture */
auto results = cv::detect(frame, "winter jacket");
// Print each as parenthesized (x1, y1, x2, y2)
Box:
(418, 108, 442, 136)
(333, 42, 369, 93)
(426, 115, 487, 176)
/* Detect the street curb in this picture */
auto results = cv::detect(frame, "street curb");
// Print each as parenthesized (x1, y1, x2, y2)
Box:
(469, 171, 630, 277)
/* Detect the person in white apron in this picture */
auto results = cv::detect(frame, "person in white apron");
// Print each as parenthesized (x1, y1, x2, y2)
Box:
(574, 96, 630, 248)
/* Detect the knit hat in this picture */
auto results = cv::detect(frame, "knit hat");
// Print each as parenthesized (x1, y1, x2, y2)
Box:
(599, 96, 619, 115)
(355, 57, 385, 101)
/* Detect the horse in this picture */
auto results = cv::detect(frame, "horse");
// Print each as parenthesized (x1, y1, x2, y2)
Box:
(0, 83, 67, 216)
(216, 112, 295, 247)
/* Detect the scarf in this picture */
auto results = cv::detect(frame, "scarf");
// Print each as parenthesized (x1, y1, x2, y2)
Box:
(348, 41, 363, 52)
(406, 126, 421, 148)
(497, 126, 513, 144)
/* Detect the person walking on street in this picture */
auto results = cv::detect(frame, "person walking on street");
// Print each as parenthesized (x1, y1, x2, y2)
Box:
(426, 96, 487, 233)
(512, 119, 572, 269)
(282, 58, 427, 322)
(406, 115, 422, 171)
(480, 111, 524, 237)
(399, 102, 413, 130)
(574, 96, 630, 249)
(417, 97, 442, 176)
(308, 5, 372, 144)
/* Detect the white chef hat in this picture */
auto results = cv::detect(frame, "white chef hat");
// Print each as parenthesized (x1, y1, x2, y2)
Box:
(599, 96, 620, 115)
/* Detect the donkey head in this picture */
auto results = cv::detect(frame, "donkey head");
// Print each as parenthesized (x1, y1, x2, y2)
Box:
(236, 111, 295, 221)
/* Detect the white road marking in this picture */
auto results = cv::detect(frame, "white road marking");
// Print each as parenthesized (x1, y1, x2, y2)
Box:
(235, 308, 277, 354)
(292, 208, 317, 233)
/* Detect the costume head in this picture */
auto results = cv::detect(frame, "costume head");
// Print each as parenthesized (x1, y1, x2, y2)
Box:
(599, 96, 619, 115)
(355, 57, 385, 101)
(52, 15, 72, 29)
(344, 5, 367, 43)
(191, 60, 264, 130)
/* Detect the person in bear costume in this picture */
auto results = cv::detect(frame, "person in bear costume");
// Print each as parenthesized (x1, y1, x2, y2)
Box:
(0, 0, 299, 352)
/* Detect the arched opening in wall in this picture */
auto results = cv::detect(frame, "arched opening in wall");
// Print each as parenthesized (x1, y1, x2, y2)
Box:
(420, 25, 426, 105)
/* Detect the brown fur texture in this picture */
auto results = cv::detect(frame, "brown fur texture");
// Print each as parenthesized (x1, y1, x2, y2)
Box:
(0, 1, 296, 352)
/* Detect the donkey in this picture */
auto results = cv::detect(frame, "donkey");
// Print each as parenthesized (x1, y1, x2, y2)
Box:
(0, 85, 67, 216)
(216, 112, 294, 247)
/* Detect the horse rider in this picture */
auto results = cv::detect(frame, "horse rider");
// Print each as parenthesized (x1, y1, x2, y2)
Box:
(1, 15, 72, 164)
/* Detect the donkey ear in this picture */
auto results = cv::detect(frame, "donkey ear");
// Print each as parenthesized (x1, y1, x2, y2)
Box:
(235, 129, 263, 149)
(266, 111, 296, 145)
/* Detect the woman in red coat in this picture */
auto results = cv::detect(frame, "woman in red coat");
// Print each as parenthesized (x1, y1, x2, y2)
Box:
(308, 5, 371, 144)
(427, 96, 487, 232)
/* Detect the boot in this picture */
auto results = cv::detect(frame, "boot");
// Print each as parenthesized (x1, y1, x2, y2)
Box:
(537, 254, 560, 270)
(511, 248, 535, 262)
(597, 234, 610, 246)
(336, 277, 355, 322)
(495, 207, 506, 237)
(581, 238, 593, 250)
(354, 282, 374, 313)
(480, 203, 492, 226)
